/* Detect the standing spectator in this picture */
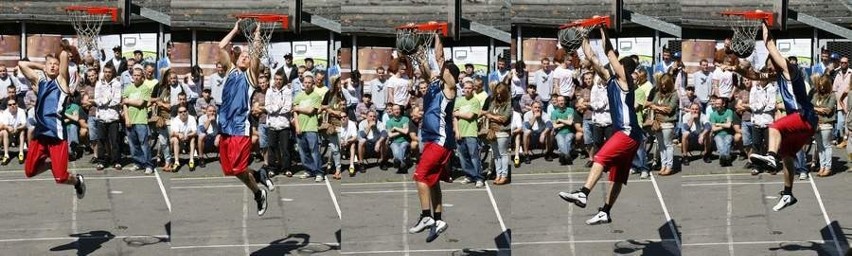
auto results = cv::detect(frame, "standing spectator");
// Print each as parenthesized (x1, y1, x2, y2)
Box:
(0, 98, 26, 165)
(342, 71, 362, 121)
(62, 92, 83, 160)
(94, 65, 122, 170)
(264, 70, 292, 176)
(355, 94, 376, 123)
(550, 96, 575, 165)
(534, 58, 554, 110)
(833, 57, 850, 148)
(693, 59, 713, 110)
(120, 58, 136, 86)
(590, 74, 613, 166)
(552, 50, 577, 100)
(453, 81, 483, 187)
(712, 56, 736, 101)
(123, 67, 155, 174)
(811, 49, 830, 76)
(170, 92, 197, 117)
(387, 59, 412, 111)
(650, 74, 679, 176)
(209, 63, 227, 106)
(293, 73, 324, 181)
(734, 77, 753, 168)
(386, 104, 411, 174)
(519, 84, 542, 114)
(78, 69, 97, 159)
(631, 68, 652, 176)
(368, 67, 389, 118)
(575, 72, 595, 166)
(156, 41, 173, 79)
(487, 58, 509, 93)
(483, 83, 512, 184)
(510, 62, 528, 110)
(749, 78, 777, 175)
(152, 70, 174, 170)
(812, 77, 836, 177)
(709, 97, 734, 166)
(321, 77, 348, 179)
(195, 88, 214, 115)
(110, 46, 128, 75)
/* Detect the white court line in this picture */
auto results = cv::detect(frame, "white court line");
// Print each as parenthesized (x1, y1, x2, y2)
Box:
(725, 167, 735, 256)
(513, 239, 666, 245)
(682, 181, 784, 187)
(153, 170, 172, 212)
(0, 168, 97, 174)
(512, 172, 580, 177)
(511, 180, 651, 186)
(401, 180, 410, 256)
(341, 181, 409, 186)
(341, 188, 483, 195)
(71, 195, 78, 234)
(808, 177, 843, 255)
(242, 189, 250, 256)
(682, 240, 833, 246)
(0, 235, 170, 243)
(484, 182, 510, 249)
(567, 166, 576, 256)
(172, 183, 324, 189)
(324, 178, 342, 220)
(0, 175, 154, 182)
(340, 248, 509, 255)
(171, 242, 340, 249)
(682, 173, 753, 178)
(649, 173, 681, 249)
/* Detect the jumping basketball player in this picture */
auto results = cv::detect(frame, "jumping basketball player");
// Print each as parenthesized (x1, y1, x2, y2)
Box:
(723, 23, 817, 211)
(216, 19, 271, 216)
(557, 26, 642, 225)
(17, 49, 86, 199)
(406, 33, 459, 242)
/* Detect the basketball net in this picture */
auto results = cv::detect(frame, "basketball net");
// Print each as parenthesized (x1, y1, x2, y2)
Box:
(239, 18, 277, 60)
(67, 9, 108, 58)
(558, 27, 592, 55)
(725, 16, 762, 58)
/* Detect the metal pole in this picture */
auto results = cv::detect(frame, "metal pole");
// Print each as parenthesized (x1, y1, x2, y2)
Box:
(191, 29, 197, 66)
(157, 24, 164, 60)
(329, 31, 335, 70)
(20, 22, 26, 59)
(813, 28, 818, 67)
(489, 37, 494, 73)
(515, 26, 522, 61)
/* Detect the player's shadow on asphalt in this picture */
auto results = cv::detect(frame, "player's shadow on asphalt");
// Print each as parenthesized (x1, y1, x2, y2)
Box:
(49, 231, 115, 256)
(250, 233, 341, 256)
(612, 220, 682, 256)
(763, 221, 849, 256)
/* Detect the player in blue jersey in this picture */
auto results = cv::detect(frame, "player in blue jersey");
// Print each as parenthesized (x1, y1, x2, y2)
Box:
(406, 33, 460, 242)
(557, 26, 641, 225)
(722, 23, 818, 211)
(18, 49, 86, 199)
(216, 19, 271, 216)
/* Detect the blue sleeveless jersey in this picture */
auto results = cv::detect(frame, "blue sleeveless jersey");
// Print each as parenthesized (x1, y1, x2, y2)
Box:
(777, 64, 817, 124)
(217, 68, 253, 136)
(34, 79, 67, 140)
(606, 77, 642, 140)
(420, 80, 456, 149)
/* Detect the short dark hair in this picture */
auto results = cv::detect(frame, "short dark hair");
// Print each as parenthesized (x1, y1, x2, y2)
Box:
(202, 88, 211, 94)
(442, 60, 460, 85)
(464, 63, 474, 69)
(113, 45, 122, 52)
(304, 58, 314, 63)
(134, 50, 143, 55)
(178, 91, 187, 97)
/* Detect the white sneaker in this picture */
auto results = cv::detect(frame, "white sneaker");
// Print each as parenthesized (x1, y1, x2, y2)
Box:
(475, 180, 484, 188)
(299, 172, 314, 179)
(426, 220, 448, 243)
(255, 189, 268, 216)
(264, 176, 276, 191)
(314, 175, 325, 182)
(408, 216, 435, 234)
(630, 168, 638, 174)
(455, 177, 472, 184)
(640, 171, 649, 179)
(772, 194, 798, 211)
(144, 167, 154, 174)
(558, 190, 588, 208)
(798, 173, 809, 180)
(585, 210, 612, 225)
(749, 154, 778, 170)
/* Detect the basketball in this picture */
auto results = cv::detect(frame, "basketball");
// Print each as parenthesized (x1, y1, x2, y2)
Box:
(557, 28, 582, 52)
(396, 35, 420, 56)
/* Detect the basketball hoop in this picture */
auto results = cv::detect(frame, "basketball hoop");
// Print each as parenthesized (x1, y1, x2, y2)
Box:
(721, 10, 773, 58)
(235, 14, 289, 60)
(65, 6, 118, 57)
(558, 16, 611, 54)
(395, 21, 448, 66)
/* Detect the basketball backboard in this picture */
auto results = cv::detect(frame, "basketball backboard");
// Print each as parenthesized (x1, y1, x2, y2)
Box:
(773, 0, 788, 31)
(611, 0, 623, 33)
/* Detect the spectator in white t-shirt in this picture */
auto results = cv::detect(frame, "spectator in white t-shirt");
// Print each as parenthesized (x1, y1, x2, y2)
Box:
(0, 98, 27, 164)
(168, 106, 198, 170)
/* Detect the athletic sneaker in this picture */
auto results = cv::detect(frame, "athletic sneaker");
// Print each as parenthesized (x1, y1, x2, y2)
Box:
(455, 177, 472, 184)
(408, 216, 435, 234)
(95, 163, 105, 171)
(798, 173, 809, 180)
(586, 210, 612, 225)
(750, 154, 779, 170)
(772, 194, 798, 211)
(255, 189, 268, 216)
(426, 220, 448, 243)
(558, 190, 587, 208)
(144, 167, 154, 175)
(299, 172, 314, 179)
(315, 175, 325, 182)
(640, 171, 649, 179)
(475, 180, 484, 188)
(0, 155, 8, 166)
(751, 169, 760, 175)
(261, 169, 275, 191)
(74, 174, 86, 199)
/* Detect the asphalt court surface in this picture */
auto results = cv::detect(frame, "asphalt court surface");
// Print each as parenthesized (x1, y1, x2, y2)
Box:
(0, 163, 170, 255)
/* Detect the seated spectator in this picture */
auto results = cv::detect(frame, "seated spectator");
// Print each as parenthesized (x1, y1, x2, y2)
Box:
(680, 103, 709, 166)
(337, 111, 359, 176)
(196, 105, 219, 168)
(385, 104, 411, 174)
(357, 110, 388, 171)
(170, 92, 197, 117)
(550, 96, 575, 165)
(168, 106, 198, 171)
(0, 98, 26, 165)
(709, 97, 734, 167)
(355, 93, 376, 123)
(519, 84, 542, 114)
(195, 88, 214, 115)
(523, 101, 553, 163)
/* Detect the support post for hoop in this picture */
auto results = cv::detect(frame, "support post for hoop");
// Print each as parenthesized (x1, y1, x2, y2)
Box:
(20, 22, 26, 60)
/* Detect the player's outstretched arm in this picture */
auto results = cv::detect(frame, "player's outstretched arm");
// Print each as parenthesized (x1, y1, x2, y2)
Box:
(248, 24, 261, 86)
(600, 27, 628, 91)
(762, 23, 790, 80)
(17, 60, 43, 91)
(581, 29, 610, 83)
(434, 32, 444, 73)
(218, 19, 241, 69)
(58, 50, 71, 94)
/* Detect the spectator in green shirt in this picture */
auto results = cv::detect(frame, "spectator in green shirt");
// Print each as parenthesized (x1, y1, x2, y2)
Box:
(453, 81, 484, 187)
(293, 74, 324, 181)
(122, 67, 155, 173)
(709, 97, 734, 167)
(386, 104, 411, 173)
(62, 92, 82, 160)
(550, 95, 575, 165)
